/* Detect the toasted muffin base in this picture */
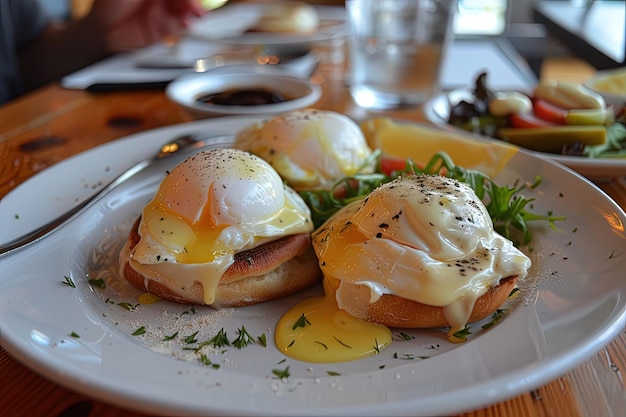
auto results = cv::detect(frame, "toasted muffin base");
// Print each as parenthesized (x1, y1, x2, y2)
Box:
(336, 276, 518, 328)
(119, 217, 320, 307)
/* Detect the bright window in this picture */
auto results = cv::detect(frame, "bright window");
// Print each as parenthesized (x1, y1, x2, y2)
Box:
(454, 0, 508, 35)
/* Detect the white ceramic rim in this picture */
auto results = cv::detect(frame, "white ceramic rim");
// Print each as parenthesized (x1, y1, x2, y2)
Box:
(166, 72, 322, 116)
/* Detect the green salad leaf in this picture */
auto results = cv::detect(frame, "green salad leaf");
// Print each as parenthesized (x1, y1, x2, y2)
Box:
(299, 150, 565, 245)
(584, 122, 626, 158)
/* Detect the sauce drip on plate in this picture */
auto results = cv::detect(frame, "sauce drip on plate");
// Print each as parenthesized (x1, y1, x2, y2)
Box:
(275, 278, 392, 363)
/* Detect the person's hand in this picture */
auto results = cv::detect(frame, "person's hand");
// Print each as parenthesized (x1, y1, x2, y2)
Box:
(87, 0, 207, 52)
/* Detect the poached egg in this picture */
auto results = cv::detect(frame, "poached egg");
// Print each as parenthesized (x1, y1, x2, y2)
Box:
(275, 175, 531, 361)
(128, 148, 313, 305)
(234, 109, 374, 191)
(314, 174, 531, 338)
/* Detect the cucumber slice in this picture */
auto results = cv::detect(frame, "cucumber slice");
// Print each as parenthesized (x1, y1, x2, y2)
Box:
(498, 126, 606, 153)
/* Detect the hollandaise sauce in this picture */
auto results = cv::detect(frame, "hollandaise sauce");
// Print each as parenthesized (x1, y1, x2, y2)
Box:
(275, 279, 392, 363)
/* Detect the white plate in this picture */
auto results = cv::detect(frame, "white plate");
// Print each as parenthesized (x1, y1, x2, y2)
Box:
(1, 117, 626, 416)
(188, 4, 347, 47)
(424, 91, 626, 180)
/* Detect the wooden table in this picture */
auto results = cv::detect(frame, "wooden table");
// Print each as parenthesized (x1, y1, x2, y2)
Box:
(1, 42, 625, 417)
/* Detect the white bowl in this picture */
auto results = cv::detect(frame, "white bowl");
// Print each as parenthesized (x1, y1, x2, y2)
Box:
(166, 71, 321, 118)
(583, 68, 626, 111)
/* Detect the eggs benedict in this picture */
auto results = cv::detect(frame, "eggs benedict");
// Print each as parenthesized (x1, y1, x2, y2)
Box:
(311, 174, 531, 342)
(119, 148, 320, 307)
(234, 109, 374, 192)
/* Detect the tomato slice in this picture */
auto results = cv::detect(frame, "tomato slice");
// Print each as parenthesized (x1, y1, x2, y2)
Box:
(532, 99, 568, 124)
(380, 157, 408, 175)
(509, 112, 557, 129)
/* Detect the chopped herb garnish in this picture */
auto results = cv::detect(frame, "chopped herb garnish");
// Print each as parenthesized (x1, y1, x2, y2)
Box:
(292, 313, 311, 330)
(394, 353, 414, 360)
(192, 340, 215, 353)
(132, 326, 147, 336)
(528, 175, 542, 189)
(452, 326, 472, 341)
(199, 354, 220, 369)
(393, 353, 429, 360)
(163, 331, 178, 341)
(334, 336, 352, 349)
(508, 287, 521, 298)
(257, 333, 267, 347)
(61, 276, 76, 288)
(397, 332, 414, 341)
(233, 326, 255, 349)
(88, 277, 106, 289)
(208, 328, 230, 348)
(315, 341, 328, 350)
(184, 331, 199, 344)
(70, 331, 80, 338)
(327, 371, 341, 376)
(117, 302, 138, 311)
(482, 309, 507, 330)
(180, 307, 198, 316)
(372, 338, 381, 354)
(608, 249, 621, 260)
(272, 366, 291, 379)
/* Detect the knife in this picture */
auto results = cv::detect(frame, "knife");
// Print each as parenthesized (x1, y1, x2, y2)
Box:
(86, 81, 171, 92)
(85, 49, 314, 92)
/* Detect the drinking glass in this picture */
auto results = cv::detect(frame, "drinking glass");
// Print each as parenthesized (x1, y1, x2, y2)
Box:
(347, 0, 457, 110)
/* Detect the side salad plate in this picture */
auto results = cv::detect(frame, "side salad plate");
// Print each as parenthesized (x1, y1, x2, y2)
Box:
(0, 116, 625, 416)
(424, 91, 626, 180)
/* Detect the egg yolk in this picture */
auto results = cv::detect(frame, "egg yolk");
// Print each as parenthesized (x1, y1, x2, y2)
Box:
(275, 277, 392, 363)
(127, 149, 313, 305)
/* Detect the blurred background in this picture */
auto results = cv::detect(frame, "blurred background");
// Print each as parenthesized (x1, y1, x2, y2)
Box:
(38, 0, 624, 79)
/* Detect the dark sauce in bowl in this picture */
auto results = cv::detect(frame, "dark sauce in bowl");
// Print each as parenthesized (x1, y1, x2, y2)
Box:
(197, 88, 289, 106)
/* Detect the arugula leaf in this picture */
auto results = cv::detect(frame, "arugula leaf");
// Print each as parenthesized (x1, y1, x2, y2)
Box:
(300, 150, 565, 245)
